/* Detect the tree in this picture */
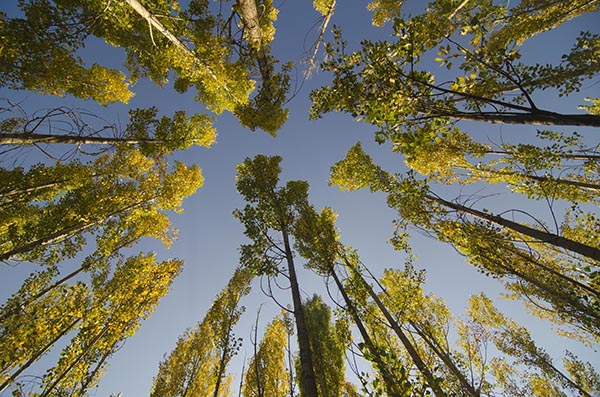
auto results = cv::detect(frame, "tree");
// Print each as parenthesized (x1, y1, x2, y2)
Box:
(311, 0, 600, 134)
(234, 155, 319, 397)
(301, 295, 348, 397)
(468, 293, 600, 397)
(151, 267, 253, 397)
(0, 103, 216, 159)
(0, 0, 133, 106)
(391, 127, 600, 205)
(295, 206, 436, 396)
(1, 252, 182, 395)
(243, 315, 289, 397)
(1, 0, 291, 134)
(330, 143, 600, 341)
(1, 148, 203, 265)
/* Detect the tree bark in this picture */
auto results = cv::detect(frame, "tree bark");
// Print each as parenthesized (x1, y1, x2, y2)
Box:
(40, 325, 110, 397)
(409, 322, 480, 397)
(281, 229, 319, 397)
(0, 132, 185, 146)
(235, 0, 271, 82)
(451, 111, 600, 127)
(123, 0, 223, 85)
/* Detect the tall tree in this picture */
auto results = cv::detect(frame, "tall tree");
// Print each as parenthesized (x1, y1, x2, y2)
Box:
(1, 252, 182, 395)
(330, 143, 600, 341)
(0, 104, 216, 158)
(392, 128, 600, 205)
(1, 0, 291, 134)
(301, 295, 348, 397)
(0, 148, 203, 265)
(311, 0, 600, 133)
(468, 293, 600, 397)
(243, 315, 289, 397)
(151, 266, 253, 397)
(234, 155, 319, 397)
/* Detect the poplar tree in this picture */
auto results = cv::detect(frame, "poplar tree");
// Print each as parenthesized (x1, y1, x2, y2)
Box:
(0, 104, 216, 158)
(330, 143, 600, 342)
(234, 155, 319, 397)
(242, 315, 289, 397)
(311, 0, 600, 132)
(1, 0, 291, 134)
(1, 253, 182, 395)
(1, 149, 203, 265)
(151, 267, 253, 397)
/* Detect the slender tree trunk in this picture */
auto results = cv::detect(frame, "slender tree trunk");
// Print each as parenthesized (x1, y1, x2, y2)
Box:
(253, 309, 263, 397)
(451, 111, 600, 127)
(281, 228, 319, 397)
(307, 0, 336, 74)
(546, 360, 593, 397)
(1, 180, 65, 198)
(341, 255, 448, 397)
(76, 340, 117, 396)
(433, 195, 600, 262)
(0, 317, 81, 392)
(123, 0, 222, 85)
(480, 168, 600, 192)
(510, 248, 600, 298)
(286, 322, 295, 397)
(484, 149, 600, 162)
(330, 267, 406, 397)
(213, 318, 234, 397)
(477, 250, 600, 326)
(0, 132, 176, 146)
(0, 265, 86, 322)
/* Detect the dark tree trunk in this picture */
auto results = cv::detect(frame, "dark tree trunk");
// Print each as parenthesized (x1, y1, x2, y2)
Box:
(341, 255, 447, 397)
(451, 111, 600, 127)
(434, 195, 600, 262)
(330, 267, 406, 397)
(282, 229, 319, 397)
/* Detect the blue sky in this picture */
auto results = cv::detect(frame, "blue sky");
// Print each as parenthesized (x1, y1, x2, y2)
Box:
(1, 1, 599, 396)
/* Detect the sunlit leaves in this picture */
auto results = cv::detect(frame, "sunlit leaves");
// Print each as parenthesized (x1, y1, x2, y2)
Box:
(243, 315, 289, 397)
(151, 267, 253, 397)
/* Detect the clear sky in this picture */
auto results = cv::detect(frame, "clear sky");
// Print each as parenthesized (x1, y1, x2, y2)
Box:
(1, 1, 599, 396)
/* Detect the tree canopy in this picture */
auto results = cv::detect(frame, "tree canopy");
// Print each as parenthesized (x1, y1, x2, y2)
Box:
(1, 0, 599, 395)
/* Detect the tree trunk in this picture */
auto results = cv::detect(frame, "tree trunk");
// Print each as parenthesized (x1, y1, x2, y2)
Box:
(281, 229, 319, 397)
(409, 322, 480, 397)
(213, 318, 234, 397)
(123, 0, 222, 84)
(485, 149, 600, 163)
(76, 340, 117, 396)
(480, 168, 600, 193)
(476, 250, 600, 328)
(433, 195, 600, 261)
(330, 267, 407, 397)
(451, 111, 600, 127)
(235, 0, 271, 82)
(340, 255, 448, 397)
(0, 132, 181, 146)
(40, 325, 110, 397)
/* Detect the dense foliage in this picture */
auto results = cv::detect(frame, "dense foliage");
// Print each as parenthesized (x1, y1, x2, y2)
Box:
(1, 0, 598, 395)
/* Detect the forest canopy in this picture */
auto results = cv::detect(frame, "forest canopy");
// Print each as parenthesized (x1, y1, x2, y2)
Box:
(0, 0, 599, 396)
